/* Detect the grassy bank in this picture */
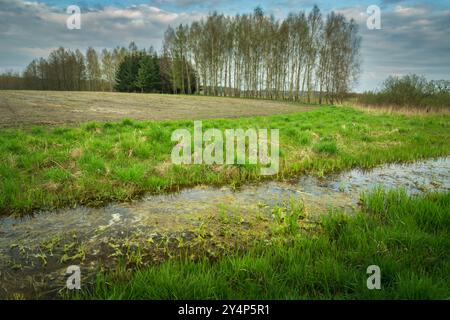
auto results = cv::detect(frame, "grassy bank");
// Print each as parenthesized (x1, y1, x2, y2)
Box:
(75, 189, 450, 299)
(1, 105, 450, 215)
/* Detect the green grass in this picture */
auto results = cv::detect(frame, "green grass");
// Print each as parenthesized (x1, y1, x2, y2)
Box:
(1, 105, 449, 215)
(74, 189, 450, 299)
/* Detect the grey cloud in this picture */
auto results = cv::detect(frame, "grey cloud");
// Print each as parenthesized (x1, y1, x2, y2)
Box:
(0, 0, 204, 71)
(0, 0, 449, 91)
(363, 7, 450, 89)
(152, 0, 225, 7)
(336, 4, 450, 90)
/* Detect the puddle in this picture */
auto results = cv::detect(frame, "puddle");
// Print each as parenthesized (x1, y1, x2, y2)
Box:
(0, 156, 449, 298)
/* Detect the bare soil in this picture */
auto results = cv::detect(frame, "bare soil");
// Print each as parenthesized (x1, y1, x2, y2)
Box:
(0, 90, 314, 127)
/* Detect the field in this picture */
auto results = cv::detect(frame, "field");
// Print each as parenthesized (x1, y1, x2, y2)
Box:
(1, 92, 449, 215)
(0, 90, 313, 128)
(0, 91, 449, 300)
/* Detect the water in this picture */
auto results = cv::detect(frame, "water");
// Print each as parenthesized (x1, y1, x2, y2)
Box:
(1, 157, 449, 298)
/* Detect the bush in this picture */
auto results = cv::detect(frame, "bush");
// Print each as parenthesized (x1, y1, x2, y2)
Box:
(358, 75, 450, 109)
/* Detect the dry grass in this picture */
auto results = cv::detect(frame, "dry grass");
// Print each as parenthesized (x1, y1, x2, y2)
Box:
(347, 102, 450, 116)
(0, 90, 314, 127)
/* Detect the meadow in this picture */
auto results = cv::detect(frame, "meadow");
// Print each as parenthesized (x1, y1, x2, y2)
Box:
(1, 91, 449, 300)
(76, 189, 450, 299)
(0, 94, 449, 215)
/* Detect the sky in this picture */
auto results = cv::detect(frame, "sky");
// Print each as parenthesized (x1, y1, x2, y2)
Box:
(0, 0, 449, 92)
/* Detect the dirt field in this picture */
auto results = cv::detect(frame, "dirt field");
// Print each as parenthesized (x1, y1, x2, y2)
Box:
(0, 90, 314, 127)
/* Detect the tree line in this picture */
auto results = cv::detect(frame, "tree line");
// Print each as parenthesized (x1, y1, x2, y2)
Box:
(0, 41, 195, 94)
(163, 6, 361, 103)
(0, 6, 361, 103)
(0, 46, 125, 91)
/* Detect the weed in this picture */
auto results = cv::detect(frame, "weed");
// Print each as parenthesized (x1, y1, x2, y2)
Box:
(76, 190, 450, 300)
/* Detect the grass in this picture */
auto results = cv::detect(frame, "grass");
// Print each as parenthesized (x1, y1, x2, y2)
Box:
(1, 105, 449, 215)
(74, 189, 450, 299)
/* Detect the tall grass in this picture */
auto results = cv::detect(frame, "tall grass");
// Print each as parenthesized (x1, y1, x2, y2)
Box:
(76, 190, 450, 299)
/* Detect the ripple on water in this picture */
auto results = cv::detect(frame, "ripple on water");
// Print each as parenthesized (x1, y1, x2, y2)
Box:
(1, 157, 449, 247)
(0, 157, 449, 297)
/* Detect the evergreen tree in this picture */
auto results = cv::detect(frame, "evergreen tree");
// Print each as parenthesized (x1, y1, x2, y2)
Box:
(135, 53, 161, 93)
(115, 53, 142, 92)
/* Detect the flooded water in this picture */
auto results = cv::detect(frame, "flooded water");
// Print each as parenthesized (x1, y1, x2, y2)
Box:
(1, 156, 449, 298)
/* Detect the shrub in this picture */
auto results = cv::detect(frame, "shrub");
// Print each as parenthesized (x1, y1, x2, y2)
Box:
(358, 75, 450, 109)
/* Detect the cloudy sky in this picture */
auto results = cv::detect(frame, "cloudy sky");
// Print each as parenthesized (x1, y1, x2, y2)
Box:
(1, 0, 449, 91)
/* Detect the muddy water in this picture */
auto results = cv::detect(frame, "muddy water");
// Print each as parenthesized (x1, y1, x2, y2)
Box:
(1, 157, 449, 298)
